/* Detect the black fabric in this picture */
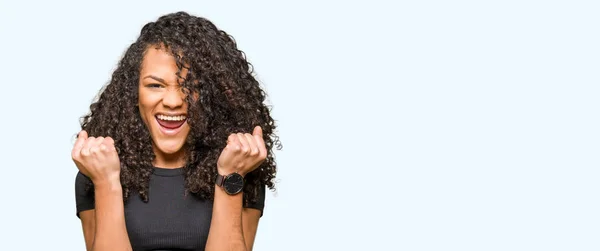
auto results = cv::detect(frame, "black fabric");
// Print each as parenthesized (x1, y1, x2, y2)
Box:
(75, 167, 265, 251)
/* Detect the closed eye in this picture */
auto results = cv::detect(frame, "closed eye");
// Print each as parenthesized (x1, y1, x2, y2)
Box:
(147, 83, 162, 88)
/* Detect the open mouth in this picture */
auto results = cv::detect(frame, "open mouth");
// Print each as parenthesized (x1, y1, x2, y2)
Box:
(155, 114, 187, 130)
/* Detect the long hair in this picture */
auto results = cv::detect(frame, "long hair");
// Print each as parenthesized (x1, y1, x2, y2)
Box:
(80, 11, 280, 206)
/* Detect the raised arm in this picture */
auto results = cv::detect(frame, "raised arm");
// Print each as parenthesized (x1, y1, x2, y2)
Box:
(72, 130, 132, 251)
(206, 126, 267, 251)
(92, 179, 131, 250)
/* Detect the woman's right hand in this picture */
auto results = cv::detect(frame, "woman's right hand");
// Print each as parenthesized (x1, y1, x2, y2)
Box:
(71, 130, 121, 186)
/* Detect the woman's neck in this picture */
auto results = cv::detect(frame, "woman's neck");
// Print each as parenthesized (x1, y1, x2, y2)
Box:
(152, 149, 186, 169)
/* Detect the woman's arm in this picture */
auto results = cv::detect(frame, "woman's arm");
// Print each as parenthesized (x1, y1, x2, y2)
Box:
(206, 185, 262, 251)
(77, 181, 132, 251)
(72, 131, 132, 251)
(79, 210, 95, 251)
(206, 126, 267, 251)
(242, 208, 262, 251)
(92, 180, 132, 251)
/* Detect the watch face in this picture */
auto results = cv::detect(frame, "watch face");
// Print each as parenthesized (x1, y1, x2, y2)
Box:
(224, 173, 244, 195)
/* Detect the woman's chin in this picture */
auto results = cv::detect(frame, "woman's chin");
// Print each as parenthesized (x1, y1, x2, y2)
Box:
(154, 141, 186, 156)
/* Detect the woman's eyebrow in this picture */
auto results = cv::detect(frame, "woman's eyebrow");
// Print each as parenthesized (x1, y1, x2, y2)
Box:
(143, 75, 166, 84)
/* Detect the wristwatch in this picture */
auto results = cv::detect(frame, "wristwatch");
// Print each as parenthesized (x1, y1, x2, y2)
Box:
(215, 172, 244, 195)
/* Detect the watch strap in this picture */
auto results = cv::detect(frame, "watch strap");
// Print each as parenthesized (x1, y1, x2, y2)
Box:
(215, 174, 225, 187)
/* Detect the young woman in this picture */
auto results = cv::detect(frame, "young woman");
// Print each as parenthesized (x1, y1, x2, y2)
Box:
(72, 11, 280, 251)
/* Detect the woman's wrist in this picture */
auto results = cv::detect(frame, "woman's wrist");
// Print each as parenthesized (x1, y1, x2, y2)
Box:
(93, 178, 122, 192)
(217, 164, 246, 177)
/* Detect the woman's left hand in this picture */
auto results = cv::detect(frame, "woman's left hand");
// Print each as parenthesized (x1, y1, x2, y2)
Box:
(217, 126, 267, 176)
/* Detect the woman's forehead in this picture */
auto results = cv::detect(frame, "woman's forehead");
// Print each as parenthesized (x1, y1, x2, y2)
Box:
(140, 47, 190, 83)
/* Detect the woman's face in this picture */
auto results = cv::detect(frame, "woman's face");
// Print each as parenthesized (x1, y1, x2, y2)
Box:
(138, 47, 190, 167)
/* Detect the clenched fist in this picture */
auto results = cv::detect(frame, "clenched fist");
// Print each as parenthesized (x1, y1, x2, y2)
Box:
(71, 130, 121, 185)
(217, 126, 267, 176)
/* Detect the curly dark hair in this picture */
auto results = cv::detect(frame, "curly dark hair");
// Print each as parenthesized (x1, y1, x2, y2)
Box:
(79, 11, 280, 206)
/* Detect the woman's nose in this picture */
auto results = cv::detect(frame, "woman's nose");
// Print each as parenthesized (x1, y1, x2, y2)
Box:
(162, 86, 185, 108)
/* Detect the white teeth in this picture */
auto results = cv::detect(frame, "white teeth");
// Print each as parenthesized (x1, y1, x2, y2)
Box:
(157, 114, 186, 121)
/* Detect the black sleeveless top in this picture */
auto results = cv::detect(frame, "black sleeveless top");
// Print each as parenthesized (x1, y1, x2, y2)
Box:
(75, 167, 265, 251)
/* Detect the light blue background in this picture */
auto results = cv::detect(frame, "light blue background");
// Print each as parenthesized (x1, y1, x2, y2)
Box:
(0, 0, 598, 250)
